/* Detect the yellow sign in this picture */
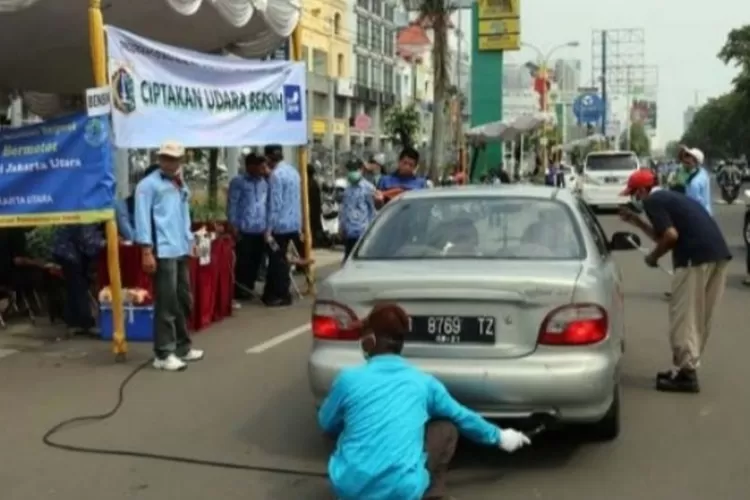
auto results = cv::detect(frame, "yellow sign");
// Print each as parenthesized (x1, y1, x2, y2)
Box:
(477, 0, 519, 19)
(333, 120, 347, 135)
(312, 118, 327, 135)
(0, 209, 114, 227)
(478, 18, 520, 36)
(478, 33, 520, 51)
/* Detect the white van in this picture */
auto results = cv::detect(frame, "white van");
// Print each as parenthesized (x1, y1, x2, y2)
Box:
(577, 151, 639, 209)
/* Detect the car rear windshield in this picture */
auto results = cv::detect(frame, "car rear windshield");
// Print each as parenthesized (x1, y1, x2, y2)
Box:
(355, 196, 584, 260)
(586, 153, 637, 171)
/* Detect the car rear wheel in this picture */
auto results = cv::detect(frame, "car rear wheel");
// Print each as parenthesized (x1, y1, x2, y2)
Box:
(587, 387, 620, 441)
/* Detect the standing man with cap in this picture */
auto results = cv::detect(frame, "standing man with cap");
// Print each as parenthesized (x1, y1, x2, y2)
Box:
(264, 144, 301, 307)
(619, 168, 731, 393)
(135, 141, 204, 372)
(679, 147, 712, 214)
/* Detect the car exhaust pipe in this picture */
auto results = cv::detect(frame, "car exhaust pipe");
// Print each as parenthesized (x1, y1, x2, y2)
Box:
(526, 412, 557, 437)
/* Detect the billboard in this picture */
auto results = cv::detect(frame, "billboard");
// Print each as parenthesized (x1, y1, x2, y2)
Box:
(630, 99, 657, 131)
(476, 0, 521, 51)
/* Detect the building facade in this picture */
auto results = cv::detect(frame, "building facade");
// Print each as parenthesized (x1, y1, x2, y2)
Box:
(350, 0, 399, 151)
(299, 0, 354, 156)
(683, 105, 697, 134)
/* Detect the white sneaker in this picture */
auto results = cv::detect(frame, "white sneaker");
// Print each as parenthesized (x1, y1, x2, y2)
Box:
(153, 354, 187, 371)
(181, 348, 204, 362)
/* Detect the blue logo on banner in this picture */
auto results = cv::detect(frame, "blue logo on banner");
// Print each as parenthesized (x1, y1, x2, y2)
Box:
(0, 112, 115, 226)
(573, 92, 604, 124)
(283, 84, 303, 122)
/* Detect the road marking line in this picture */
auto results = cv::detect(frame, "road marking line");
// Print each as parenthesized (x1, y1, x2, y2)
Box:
(245, 324, 311, 354)
(0, 348, 19, 360)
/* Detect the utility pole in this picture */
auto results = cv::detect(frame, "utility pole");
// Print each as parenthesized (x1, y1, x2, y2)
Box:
(600, 30, 607, 137)
(455, 9, 463, 153)
(625, 65, 631, 150)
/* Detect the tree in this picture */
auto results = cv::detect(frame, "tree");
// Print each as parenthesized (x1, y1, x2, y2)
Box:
(681, 24, 750, 161)
(383, 104, 421, 145)
(618, 122, 650, 156)
(664, 140, 682, 158)
(405, 1, 455, 180)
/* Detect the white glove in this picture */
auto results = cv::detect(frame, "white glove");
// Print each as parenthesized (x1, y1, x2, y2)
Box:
(498, 428, 531, 453)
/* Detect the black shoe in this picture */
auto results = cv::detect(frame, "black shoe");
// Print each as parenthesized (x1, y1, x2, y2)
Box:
(663, 291, 672, 299)
(263, 297, 292, 308)
(656, 368, 700, 393)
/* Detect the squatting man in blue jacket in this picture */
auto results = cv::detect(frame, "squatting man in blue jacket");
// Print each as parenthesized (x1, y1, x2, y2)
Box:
(135, 141, 204, 372)
(318, 303, 531, 500)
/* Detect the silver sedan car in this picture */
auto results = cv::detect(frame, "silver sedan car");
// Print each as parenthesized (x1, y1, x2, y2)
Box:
(308, 185, 640, 440)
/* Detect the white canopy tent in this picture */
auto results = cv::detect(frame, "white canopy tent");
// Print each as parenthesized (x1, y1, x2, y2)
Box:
(465, 112, 555, 144)
(0, 0, 300, 117)
(558, 134, 608, 152)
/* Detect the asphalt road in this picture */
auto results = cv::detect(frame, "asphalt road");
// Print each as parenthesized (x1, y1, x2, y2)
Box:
(1, 200, 749, 500)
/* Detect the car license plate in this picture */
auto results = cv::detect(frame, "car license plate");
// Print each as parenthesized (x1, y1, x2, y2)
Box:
(604, 176, 619, 183)
(408, 315, 496, 344)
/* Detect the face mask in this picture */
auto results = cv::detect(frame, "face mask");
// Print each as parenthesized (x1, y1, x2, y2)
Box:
(630, 196, 644, 212)
(360, 334, 375, 360)
(347, 171, 362, 183)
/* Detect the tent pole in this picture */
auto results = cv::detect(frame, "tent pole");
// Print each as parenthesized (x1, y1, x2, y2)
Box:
(291, 26, 314, 294)
(89, 0, 127, 361)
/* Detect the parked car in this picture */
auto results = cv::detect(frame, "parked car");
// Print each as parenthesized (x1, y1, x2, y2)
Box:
(577, 150, 639, 210)
(308, 185, 640, 440)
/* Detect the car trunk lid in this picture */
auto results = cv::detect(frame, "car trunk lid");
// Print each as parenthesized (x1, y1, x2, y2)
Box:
(331, 260, 583, 359)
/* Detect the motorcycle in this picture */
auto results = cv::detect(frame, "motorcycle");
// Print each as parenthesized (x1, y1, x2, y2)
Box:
(319, 178, 347, 246)
(721, 183, 741, 204)
(718, 165, 743, 205)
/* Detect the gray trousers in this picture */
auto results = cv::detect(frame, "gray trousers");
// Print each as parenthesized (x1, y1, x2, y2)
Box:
(153, 257, 192, 359)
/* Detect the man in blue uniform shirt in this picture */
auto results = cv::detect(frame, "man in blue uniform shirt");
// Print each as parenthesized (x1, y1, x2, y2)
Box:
(339, 159, 377, 259)
(377, 147, 428, 204)
(227, 153, 269, 300)
(319, 303, 531, 500)
(52, 224, 105, 336)
(679, 147, 712, 214)
(135, 141, 204, 372)
(264, 144, 302, 307)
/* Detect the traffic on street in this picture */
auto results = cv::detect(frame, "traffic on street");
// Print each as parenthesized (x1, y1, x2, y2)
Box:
(0, 196, 748, 500)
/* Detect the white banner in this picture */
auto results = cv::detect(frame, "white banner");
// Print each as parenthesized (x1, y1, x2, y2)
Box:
(105, 26, 307, 148)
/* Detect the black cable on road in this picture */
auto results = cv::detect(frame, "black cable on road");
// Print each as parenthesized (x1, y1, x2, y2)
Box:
(41, 359, 329, 478)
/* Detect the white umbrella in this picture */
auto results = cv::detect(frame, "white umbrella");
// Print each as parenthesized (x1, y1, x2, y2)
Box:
(466, 112, 555, 144)
(0, 0, 300, 117)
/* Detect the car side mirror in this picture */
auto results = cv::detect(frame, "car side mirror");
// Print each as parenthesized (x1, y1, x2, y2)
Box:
(609, 231, 640, 251)
(575, 166, 583, 175)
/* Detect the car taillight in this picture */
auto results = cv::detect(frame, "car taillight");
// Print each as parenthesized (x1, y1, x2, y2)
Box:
(538, 304, 608, 345)
(312, 300, 362, 341)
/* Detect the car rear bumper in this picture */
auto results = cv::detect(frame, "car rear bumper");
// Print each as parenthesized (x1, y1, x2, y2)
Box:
(580, 186, 629, 207)
(308, 344, 619, 423)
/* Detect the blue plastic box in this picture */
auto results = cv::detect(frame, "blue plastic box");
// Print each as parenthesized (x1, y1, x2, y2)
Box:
(99, 305, 154, 342)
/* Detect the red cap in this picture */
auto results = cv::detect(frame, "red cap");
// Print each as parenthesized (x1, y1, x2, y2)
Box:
(620, 169, 656, 196)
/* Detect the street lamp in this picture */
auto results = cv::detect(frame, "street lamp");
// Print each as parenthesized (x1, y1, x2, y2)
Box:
(521, 41, 579, 182)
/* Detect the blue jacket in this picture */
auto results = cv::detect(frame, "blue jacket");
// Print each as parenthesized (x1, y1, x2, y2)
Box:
(134, 170, 193, 258)
(227, 174, 268, 234)
(684, 167, 712, 215)
(339, 181, 376, 239)
(114, 198, 135, 241)
(377, 174, 428, 192)
(318, 355, 500, 500)
(52, 224, 106, 264)
(267, 162, 302, 234)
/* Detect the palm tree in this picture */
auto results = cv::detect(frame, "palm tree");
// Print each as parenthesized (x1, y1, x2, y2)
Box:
(405, 0, 454, 181)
